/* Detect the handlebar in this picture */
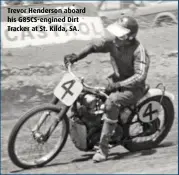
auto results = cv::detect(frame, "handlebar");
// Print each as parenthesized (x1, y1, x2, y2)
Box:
(67, 64, 109, 98)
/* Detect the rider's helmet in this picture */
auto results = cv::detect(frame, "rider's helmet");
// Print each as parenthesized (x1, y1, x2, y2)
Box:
(107, 16, 139, 41)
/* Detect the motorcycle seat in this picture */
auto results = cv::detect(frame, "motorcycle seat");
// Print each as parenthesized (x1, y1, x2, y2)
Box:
(129, 84, 150, 109)
(123, 84, 150, 109)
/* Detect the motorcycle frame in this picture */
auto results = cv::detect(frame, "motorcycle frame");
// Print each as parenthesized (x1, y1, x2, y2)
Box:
(33, 63, 167, 146)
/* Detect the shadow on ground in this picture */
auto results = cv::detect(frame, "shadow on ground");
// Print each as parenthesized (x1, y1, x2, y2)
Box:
(10, 141, 175, 173)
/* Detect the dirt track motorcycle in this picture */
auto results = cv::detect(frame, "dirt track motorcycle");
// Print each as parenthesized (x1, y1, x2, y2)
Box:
(8, 64, 175, 169)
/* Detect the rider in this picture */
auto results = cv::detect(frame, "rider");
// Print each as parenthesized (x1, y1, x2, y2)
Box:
(64, 16, 150, 162)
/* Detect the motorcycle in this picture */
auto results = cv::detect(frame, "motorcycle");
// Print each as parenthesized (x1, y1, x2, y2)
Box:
(8, 64, 175, 169)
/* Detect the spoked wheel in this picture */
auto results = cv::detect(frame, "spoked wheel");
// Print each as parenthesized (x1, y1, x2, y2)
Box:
(8, 104, 69, 169)
(123, 96, 174, 152)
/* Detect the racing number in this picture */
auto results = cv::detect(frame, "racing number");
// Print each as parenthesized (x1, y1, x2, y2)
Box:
(143, 103, 158, 121)
(61, 80, 75, 99)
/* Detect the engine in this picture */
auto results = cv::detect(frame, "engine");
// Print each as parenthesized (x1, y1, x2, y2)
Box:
(75, 93, 105, 124)
(69, 93, 105, 151)
(69, 93, 123, 151)
(80, 94, 105, 114)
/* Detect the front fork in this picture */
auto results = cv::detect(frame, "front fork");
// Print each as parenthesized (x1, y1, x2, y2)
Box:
(32, 96, 69, 142)
(50, 95, 59, 105)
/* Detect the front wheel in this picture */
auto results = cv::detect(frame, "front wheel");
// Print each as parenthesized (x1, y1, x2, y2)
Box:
(8, 104, 69, 169)
(123, 96, 175, 152)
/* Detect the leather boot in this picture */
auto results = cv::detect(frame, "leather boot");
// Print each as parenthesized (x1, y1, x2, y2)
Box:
(92, 119, 117, 163)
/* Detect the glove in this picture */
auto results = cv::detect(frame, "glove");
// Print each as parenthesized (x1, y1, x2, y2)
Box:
(64, 53, 78, 68)
(105, 82, 120, 94)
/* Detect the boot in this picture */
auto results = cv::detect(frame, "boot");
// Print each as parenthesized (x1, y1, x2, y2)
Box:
(93, 120, 117, 163)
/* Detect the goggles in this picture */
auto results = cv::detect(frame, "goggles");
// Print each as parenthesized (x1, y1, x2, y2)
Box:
(106, 22, 130, 39)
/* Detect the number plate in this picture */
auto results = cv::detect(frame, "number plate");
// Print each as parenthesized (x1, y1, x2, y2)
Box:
(54, 73, 83, 106)
(139, 101, 162, 123)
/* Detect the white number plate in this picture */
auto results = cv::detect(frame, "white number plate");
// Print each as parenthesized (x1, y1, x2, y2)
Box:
(54, 73, 83, 106)
(139, 101, 162, 123)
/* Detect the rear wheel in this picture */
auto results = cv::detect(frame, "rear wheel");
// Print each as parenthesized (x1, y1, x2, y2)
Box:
(123, 96, 174, 152)
(8, 104, 69, 169)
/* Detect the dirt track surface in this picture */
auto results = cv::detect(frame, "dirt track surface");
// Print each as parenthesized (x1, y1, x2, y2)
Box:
(2, 25, 178, 174)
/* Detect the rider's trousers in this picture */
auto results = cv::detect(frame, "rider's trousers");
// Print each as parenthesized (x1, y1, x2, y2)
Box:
(105, 87, 144, 121)
(98, 87, 144, 157)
